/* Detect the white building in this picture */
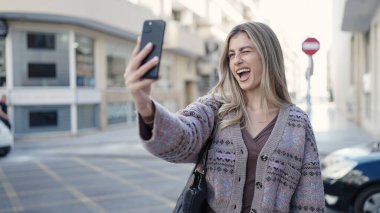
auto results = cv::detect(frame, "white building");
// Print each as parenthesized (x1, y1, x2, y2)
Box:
(330, 0, 380, 139)
(0, 0, 260, 138)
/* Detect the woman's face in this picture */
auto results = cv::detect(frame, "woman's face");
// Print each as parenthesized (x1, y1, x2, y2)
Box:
(228, 32, 263, 92)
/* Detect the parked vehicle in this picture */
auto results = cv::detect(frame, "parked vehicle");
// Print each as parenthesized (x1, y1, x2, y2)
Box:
(0, 120, 13, 157)
(322, 141, 380, 213)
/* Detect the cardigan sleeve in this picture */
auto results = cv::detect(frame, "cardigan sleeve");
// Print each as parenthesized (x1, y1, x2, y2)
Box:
(290, 116, 326, 213)
(138, 94, 221, 164)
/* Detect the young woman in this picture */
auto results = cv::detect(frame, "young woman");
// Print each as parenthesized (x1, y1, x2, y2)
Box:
(124, 22, 325, 213)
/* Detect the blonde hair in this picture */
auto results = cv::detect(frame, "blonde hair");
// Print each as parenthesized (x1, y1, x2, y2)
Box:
(210, 22, 292, 130)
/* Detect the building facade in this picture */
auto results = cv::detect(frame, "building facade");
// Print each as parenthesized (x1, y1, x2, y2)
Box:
(330, 0, 380, 139)
(0, 0, 260, 138)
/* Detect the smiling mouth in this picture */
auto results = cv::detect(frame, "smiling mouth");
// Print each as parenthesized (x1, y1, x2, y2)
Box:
(236, 68, 251, 81)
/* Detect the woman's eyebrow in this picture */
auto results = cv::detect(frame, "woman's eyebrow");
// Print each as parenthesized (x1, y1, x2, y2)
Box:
(228, 45, 254, 52)
(239, 45, 254, 51)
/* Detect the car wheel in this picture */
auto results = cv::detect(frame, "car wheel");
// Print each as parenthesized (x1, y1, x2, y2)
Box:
(354, 185, 380, 213)
(0, 146, 11, 157)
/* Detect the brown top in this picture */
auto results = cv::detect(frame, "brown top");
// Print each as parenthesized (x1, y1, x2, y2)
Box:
(241, 115, 278, 213)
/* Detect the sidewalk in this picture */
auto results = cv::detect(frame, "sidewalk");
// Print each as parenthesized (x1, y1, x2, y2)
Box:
(14, 101, 377, 158)
(14, 125, 149, 158)
(307, 101, 377, 157)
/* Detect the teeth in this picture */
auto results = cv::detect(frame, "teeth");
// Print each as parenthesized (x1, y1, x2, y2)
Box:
(237, 68, 250, 74)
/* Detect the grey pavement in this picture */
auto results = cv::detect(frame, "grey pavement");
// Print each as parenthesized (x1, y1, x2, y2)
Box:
(13, 101, 378, 159)
(306, 101, 377, 157)
(12, 125, 147, 159)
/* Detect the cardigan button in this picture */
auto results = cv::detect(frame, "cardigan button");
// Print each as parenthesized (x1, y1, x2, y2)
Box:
(255, 181, 263, 189)
(260, 155, 268, 161)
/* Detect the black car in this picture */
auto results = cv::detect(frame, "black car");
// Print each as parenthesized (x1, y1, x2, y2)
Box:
(322, 141, 380, 213)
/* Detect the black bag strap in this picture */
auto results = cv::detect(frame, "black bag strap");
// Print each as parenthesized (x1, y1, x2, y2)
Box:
(193, 137, 213, 175)
(194, 116, 217, 175)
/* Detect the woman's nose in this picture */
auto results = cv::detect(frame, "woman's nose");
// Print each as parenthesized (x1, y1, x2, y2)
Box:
(234, 53, 243, 64)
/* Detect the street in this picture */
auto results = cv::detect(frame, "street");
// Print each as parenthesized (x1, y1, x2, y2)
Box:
(0, 101, 376, 213)
(0, 151, 192, 213)
(0, 124, 195, 213)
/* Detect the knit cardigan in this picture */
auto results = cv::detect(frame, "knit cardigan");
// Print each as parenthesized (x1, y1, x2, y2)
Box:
(139, 95, 325, 213)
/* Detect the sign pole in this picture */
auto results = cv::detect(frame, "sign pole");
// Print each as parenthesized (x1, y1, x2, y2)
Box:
(302, 37, 319, 116)
(305, 55, 314, 115)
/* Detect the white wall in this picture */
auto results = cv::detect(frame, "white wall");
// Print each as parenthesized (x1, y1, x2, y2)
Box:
(330, 0, 352, 115)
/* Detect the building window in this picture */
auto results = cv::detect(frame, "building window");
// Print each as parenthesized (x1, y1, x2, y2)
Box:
(28, 63, 56, 78)
(365, 30, 371, 74)
(0, 37, 5, 87)
(106, 42, 130, 88)
(75, 35, 95, 87)
(27, 32, 55, 49)
(107, 102, 136, 125)
(13, 30, 70, 87)
(107, 55, 126, 87)
(107, 102, 127, 125)
(77, 104, 98, 130)
(172, 9, 181, 21)
(14, 105, 70, 134)
(29, 111, 58, 127)
(156, 56, 171, 89)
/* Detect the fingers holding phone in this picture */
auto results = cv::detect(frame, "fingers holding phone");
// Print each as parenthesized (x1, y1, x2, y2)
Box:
(124, 20, 166, 117)
(126, 19, 165, 81)
(125, 40, 158, 84)
(124, 40, 157, 118)
(139, 20, 166, 79)
(125, 19, 166, 85)
(124, 38, 158, 114)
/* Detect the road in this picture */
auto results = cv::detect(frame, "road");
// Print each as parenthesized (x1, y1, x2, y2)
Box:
(0, 150, 192, 213)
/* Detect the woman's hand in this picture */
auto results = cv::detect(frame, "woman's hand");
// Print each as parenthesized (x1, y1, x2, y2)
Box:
(124, 37, 159, 118)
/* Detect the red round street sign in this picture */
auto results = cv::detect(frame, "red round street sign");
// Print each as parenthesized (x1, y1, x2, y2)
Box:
(302, 37, 320, 56)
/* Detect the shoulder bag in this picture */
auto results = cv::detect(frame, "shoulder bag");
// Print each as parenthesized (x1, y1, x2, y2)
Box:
(172, 137, 213, 213)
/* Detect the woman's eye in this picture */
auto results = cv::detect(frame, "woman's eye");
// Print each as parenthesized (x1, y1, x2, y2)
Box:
(228, 53, 235, 59)
(242, 50, 251, 54)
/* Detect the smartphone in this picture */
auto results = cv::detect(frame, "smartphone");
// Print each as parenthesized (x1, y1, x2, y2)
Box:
(139, 19, 166, 79)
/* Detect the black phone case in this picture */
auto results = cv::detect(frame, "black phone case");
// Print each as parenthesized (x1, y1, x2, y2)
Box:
(139, 20, 166, 79)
